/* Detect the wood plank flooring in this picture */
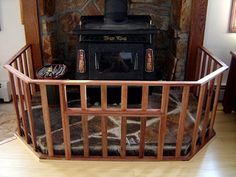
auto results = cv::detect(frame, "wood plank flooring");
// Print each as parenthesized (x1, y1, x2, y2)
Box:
(0, 111, 235, 177)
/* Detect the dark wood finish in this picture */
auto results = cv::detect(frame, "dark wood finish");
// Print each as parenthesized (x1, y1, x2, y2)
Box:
(8, 73, 21, 135)
(40, 84, 54, 157)
(80, 85, 87, 109)
(101, 116, 108, 157)
(23, 82, 37, 150)
(59, 84, 71, 160)
(223, 51, 236, 113)
(175, 86, 190, 158)
(191, 84, 207, 155)
(21, 0, 42, 71)
(13, 62, 29, 143)
(157, 86, 170, 160)
(120, 117, 127, 158)
(201, 79, 215, 144)
(186, 0, 209, 81)
(82, 115, 89, 157)
(209, 74, 223, 136)
(101, 85, 108, 157)
(120, 85, 128, 158)
(139, 117, 146, 158)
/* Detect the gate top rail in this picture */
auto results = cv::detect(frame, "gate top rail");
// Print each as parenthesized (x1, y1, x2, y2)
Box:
(4, 44, 228, 86)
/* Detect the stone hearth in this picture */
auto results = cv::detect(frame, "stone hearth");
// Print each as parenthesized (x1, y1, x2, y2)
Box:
(38, 0, 192, 80)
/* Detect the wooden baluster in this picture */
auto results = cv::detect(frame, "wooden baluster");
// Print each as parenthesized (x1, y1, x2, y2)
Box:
(157, 85, 170, 160)
(197, 48, 203, 81)
(40, 84, 54, 157)
(27, 47, 36, 95)
(17, 57, 25, 100)
(191, 84, 207, 155)
(8, 73, 21, 135)
(139, 86, 149, 158)
(201, 79, 215, 145)
(213, 62, 218, 72)
(80, 84, 89, 157)
(59, 84, 71, 159)
(201, 52, 207, 78)
(101, 85, 108, 157)
(209, 74, 223, 137)
(206, 56, 212, 75)
(23, 82, 36, 149)
(175, 86, 190, 158)
(194, 49, 202, 96)
(80, 84, 87, 109)
(120, 85, 128, 158)
(13, 62, 29, 142)
(22, 52, 29, 76)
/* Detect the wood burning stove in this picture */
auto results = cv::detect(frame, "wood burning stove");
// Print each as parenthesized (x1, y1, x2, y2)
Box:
(74, 0, 158, 81)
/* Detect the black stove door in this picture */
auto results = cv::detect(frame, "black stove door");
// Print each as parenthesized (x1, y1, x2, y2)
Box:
(89, 43, 144, 80)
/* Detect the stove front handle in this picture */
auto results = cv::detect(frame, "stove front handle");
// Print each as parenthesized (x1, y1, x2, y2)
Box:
(145, 48, 154, 73)
(77, 49, 86, 74)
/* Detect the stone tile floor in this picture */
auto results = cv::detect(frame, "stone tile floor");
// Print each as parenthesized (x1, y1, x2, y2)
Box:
(0, 102, 17, 142)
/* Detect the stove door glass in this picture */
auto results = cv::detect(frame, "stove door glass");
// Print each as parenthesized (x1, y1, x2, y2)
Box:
(95, 52, 139, 73)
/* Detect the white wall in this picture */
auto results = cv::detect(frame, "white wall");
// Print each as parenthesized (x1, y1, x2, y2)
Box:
(204, 0, 236, 85)
(0, 0, 26, 82)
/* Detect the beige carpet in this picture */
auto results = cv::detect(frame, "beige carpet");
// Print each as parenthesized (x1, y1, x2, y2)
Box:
(0, 103, 17, 142)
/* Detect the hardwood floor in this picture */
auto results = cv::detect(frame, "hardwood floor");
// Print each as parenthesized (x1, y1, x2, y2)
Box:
(0, 111, 235, 177)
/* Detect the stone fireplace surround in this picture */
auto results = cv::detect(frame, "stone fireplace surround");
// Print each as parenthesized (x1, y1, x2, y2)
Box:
(38, 0, 192, 81)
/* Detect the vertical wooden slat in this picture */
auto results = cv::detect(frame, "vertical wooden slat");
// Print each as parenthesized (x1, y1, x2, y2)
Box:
(23, 82, 36, 149)
(80, 84, 89, 157)
(101, 116, 108, 157)
(139, 86, 149, 158)
(120, 85, 128, 158)
(191, 84, 207, 155)
(209, 74, 223, 137)
(201, 79, 215, 145)
(18, 56, 24, 74)
(201, 53, 207, 78)
(8, 73, 21, 135)
(80, 84, 87, 110)
(121, 85, 128, 111)
(12, 62, 19, 95)
(40, 84, 54, 157)
(101, 85, 107, 110)
(101, 85, 107, 157)
(120, 117, 127, 158)
(193, 49, 202, 96)
(213, 62, 218, 72)
(141, 86, 149, 110)
(17, 57, 25, 98)
(206, 56, 212, 75)
(59, 84, 71, 159)
(139, 117, 146, 158)
(197, 49, 203, 80)
(22, 52, 29, 76)
(13, 62, 29, 142)
(27, 47, 36, 95)
(157, 85, 170, 160)
(82, 115, 89, 157)
(175, 86, 190, 158)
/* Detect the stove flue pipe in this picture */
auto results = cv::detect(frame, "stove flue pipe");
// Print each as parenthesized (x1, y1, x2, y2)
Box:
(104, 0, 128, 23)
